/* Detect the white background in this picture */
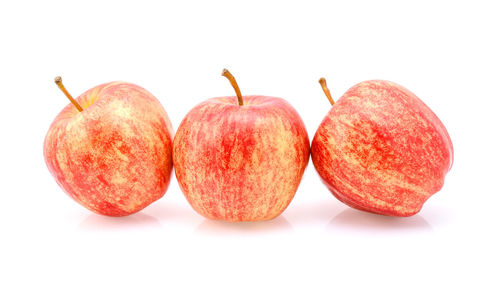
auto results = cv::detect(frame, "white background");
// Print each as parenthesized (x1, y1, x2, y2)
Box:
(1, 0, 499, 285)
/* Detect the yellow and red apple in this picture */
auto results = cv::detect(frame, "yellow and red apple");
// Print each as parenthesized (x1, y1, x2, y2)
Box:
(44, 77, 174, 216)
(173, 69, 310, 222)
(311, 79, 453, 216)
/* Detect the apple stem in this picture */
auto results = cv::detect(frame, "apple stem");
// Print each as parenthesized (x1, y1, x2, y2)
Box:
(54, 76, 83, 112)
(319, 77, 335, 106)
(221, 69, 244, 106)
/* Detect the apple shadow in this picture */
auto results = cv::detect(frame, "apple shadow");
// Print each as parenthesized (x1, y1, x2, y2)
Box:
(141, 199, 198, 222)
(328, 208, 433, 234)
(195, 216, 293, 235)
(284, 199, 343, 226)
(79, 212, 162, 231)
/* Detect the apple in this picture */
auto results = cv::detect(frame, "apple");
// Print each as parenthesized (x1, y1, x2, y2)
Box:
(173, 69, 310, 222)
(44, 77, 174, 216)
(311, 78, 453, 216)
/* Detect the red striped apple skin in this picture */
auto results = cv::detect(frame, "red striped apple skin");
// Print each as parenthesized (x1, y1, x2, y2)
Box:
(173, 96, 310, 222)
(44, 82, 174, 216)
(311, 80, 453, 217)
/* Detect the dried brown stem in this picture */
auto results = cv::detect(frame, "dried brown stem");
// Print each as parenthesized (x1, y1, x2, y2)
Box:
(222, 69, 243, 106)
(54, 76, 83, 112)
(319, 77, 334, 106)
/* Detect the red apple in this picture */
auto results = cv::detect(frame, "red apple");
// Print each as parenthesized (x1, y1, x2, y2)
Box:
(311, 79, 453, 216)
(44, 77, 174, 216)
(173, 69, 310, 222)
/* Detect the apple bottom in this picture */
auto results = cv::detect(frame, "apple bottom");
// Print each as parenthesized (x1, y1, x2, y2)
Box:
(181, 180, 299, 222)
(323, 178, 441, 217)
(59, 174, 170, 217)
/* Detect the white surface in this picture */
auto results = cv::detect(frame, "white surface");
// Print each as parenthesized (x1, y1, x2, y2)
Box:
(1, 0, 499, 285)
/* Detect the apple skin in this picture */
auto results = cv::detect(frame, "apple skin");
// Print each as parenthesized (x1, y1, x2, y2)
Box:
(311, 80, 453, 217)
(44, 82, 174, 216)
(173, 96, 310, 222)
